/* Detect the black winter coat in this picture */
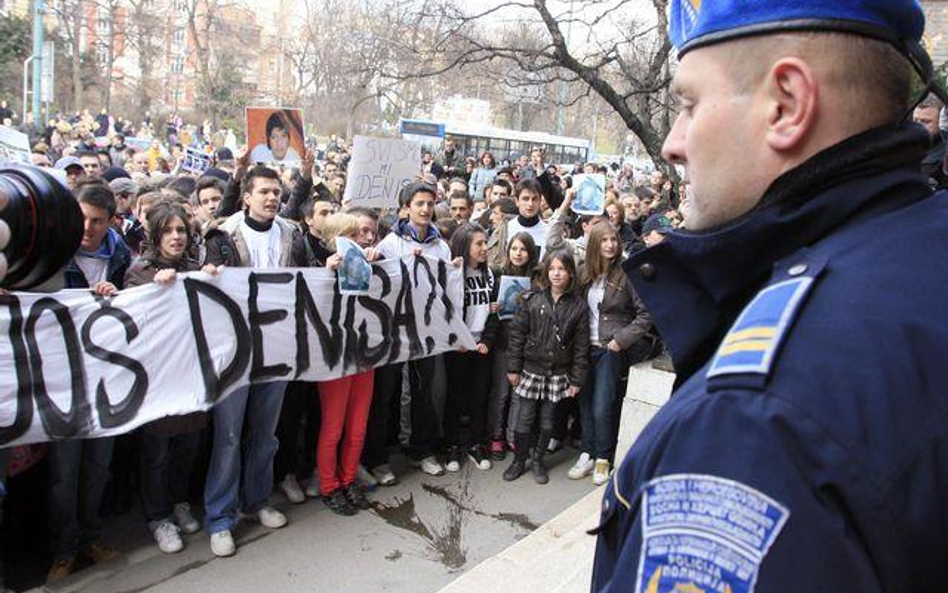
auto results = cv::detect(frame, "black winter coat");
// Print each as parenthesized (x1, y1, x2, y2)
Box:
(507, 287, 589, 387)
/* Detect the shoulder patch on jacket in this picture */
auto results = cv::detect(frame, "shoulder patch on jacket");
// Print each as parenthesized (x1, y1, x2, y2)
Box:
(635, 474, 790, 593)
(707, 276, 815, 379)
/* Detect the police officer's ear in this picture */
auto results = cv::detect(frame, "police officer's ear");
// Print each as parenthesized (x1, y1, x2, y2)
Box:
(763, 57, 819, 154)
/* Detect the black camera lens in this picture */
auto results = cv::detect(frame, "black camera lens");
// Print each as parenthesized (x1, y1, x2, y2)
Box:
(0, 166, 83, 290)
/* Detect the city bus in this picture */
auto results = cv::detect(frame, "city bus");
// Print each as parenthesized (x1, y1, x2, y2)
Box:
(399, 118, 592, 166)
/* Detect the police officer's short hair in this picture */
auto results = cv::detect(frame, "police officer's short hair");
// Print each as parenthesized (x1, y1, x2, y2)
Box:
(724, 33, 911, 126)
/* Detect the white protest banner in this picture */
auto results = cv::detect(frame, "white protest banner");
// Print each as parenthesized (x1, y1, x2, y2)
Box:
(343, 135, 421, 208)
(0, 256, 475, 446)
(0, 126, 31, 166)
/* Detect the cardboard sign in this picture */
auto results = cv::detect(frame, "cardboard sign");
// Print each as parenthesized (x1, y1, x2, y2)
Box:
(343, 136, 421, 208)
(0, 126, 31, 166)
(181, 147, 211, 175)
(246, 107, 305, 165)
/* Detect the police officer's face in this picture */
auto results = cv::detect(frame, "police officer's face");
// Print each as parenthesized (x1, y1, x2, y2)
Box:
(662, 47, 769, 231)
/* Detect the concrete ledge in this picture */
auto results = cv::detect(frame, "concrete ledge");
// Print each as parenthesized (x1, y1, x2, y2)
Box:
(615, 361, 675, 461)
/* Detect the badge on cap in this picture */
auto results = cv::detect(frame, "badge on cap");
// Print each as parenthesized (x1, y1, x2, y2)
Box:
(707, 277, 814, 379)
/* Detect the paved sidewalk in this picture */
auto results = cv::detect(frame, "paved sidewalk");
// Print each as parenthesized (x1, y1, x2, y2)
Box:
(24, 453, 596, 593)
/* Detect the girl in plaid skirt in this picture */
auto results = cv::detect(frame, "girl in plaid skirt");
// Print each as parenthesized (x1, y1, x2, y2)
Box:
(504, 249, 590, 484)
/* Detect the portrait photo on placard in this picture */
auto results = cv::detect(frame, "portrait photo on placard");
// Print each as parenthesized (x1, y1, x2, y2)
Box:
(336, 236, 373, 295)
(497, 275, 531, 321)
(571, 174, 606, 215)
(246, 107, 305, 165)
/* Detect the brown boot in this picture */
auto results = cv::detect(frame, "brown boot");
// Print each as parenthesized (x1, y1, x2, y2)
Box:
(82, 539, 119, 563)
(46, 556, 76, 583)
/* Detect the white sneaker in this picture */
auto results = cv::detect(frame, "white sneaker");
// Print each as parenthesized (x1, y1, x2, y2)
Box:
(592, 459, 611, 486)
(279, 475, 305, 504)
(256, 506, 287, 529)
(210, 530, 235, 557)
(305, 476, 321, 498)
(567, 453, 595, 480)
(173, 502, 201, 535)
(153, 521, 183, 554)
(445, 459, 461, 472)
(370, 464, 397, 486)
(411, 455, 445, 476)
(356, 465, 379, 489)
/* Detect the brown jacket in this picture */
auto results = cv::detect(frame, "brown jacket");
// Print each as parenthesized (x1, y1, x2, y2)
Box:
(587, 267, 654, 351)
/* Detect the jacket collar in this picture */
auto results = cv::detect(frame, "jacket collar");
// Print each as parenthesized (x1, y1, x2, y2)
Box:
(625, 123, 932, 383)
(78, 227, 121, 260)
(395, 218, 442, 244)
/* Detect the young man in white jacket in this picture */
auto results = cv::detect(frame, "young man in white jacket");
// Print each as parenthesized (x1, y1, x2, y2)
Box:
(366, 183, 451, 482)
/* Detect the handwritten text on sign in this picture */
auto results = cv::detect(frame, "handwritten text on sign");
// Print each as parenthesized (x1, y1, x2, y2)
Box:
(0, 256, 476, 446)
(343, 136, 421, 208)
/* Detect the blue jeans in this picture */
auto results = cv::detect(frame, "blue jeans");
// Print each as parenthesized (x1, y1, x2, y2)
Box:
(48, 438, 115, 559)
(578, 347, 622, 461)
(204, 381, 286, 534)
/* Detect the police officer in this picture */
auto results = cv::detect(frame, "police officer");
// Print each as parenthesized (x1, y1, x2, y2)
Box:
(592, 2, 948, 592)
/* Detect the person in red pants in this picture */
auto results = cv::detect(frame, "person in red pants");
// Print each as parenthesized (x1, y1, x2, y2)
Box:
(316, 213, 377, 515)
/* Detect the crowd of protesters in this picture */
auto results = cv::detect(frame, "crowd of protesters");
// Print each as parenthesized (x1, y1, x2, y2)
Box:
(0, 107, 691, 590)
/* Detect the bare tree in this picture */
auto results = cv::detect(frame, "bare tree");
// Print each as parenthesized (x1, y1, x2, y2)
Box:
(184, 0, 256, 125)
(124, 0, 167, 116)
(48, 0, 87, 111)
(89, 0, 123, 112)
(381, 0, 675, 171)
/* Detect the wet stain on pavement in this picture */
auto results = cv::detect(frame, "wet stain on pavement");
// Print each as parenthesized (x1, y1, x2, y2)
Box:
(371, 469, 538, 570)
(422, 482, 539, 531)
(372, 493, 434, 541)
(496, 512, 540, 531)
(371, 492, 468, 570)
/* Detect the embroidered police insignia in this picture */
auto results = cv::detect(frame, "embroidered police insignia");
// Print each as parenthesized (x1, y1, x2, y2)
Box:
(707, 277, 814, 379)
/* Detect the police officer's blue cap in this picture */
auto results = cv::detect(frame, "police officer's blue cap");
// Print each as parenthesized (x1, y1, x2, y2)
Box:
(669, 0, 925, 57)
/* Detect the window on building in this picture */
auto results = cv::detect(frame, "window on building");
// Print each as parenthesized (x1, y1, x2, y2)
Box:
(171, 55, 184, 74)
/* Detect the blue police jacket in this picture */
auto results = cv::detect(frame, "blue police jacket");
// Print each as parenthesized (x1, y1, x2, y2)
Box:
(591, 122, 948, 592)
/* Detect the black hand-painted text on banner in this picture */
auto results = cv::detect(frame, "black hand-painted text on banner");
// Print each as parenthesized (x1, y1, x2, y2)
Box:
(0, 256, 475, 446)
